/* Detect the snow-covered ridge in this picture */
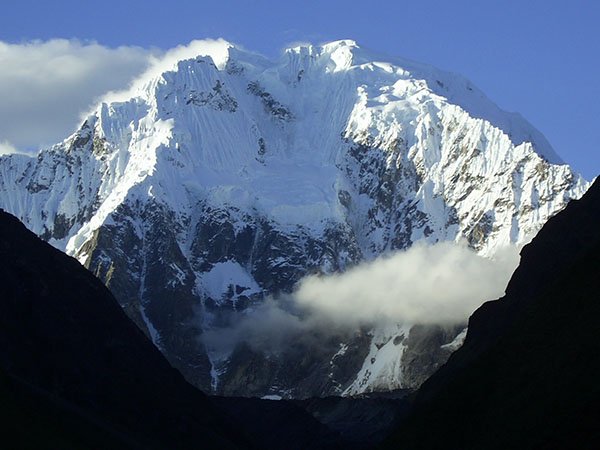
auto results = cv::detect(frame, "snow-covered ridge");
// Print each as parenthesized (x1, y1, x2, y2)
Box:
(0, 39, 589, 397)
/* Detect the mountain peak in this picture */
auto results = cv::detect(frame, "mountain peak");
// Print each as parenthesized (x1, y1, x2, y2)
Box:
(283, 39, 361, 72)
(85, 39, 561, 167)
(0, 39, 589, 398)
(323, 38, 359, 48)
(285, 38, 359, 53)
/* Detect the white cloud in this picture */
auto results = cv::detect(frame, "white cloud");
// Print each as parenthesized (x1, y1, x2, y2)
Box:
(0, 140, 23, 156)
(295, 241, 520, 326)
(0, 39, 154, 151)
(0, 38, 241, 153)
(101, 38, 234, 103)
(202, 241, 520, 355)
(203, 298, 311, 355)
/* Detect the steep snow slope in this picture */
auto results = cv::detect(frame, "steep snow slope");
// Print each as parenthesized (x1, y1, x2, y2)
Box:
(0, 40, 589, 397)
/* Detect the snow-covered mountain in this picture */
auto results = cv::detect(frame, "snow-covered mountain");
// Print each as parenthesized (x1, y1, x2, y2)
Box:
(0, 39, 589, 397)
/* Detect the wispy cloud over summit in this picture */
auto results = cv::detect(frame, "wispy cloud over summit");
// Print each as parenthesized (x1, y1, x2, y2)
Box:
(0, 39, 152, 152)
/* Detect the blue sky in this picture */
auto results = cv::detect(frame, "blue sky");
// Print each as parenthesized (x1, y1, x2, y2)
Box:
(1, 0, 598, 178)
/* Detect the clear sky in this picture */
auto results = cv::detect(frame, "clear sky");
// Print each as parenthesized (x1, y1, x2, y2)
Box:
(1, 0, 598, 179)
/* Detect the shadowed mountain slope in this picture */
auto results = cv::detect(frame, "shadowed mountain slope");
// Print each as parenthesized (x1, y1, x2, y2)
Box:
(383, 176, 600, 449)
(0, 209, 249, 449)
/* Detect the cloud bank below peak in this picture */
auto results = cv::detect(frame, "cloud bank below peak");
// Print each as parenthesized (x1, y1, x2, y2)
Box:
(295, 241, 521, 326)
(202, 241, 521, 356)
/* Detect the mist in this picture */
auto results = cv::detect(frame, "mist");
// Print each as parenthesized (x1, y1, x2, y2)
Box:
(295, 241, 520, 326)
(202, 298, 313, 355)
(201, 241, 521, 354)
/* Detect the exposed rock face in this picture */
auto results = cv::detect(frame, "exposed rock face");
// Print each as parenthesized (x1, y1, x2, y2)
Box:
(398, 324, 466, 389)
(0, 39, 589, 397)
(383, 178, 600, 449)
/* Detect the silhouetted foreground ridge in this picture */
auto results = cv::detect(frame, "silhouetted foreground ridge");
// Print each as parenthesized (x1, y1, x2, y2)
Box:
(383, 177, 600, 449)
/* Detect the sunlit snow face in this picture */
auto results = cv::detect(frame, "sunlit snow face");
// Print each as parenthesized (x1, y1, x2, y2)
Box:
(101, 38, 234, 104)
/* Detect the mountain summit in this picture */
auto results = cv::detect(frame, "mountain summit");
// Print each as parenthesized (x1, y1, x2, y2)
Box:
(0, 39, 589, 397)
